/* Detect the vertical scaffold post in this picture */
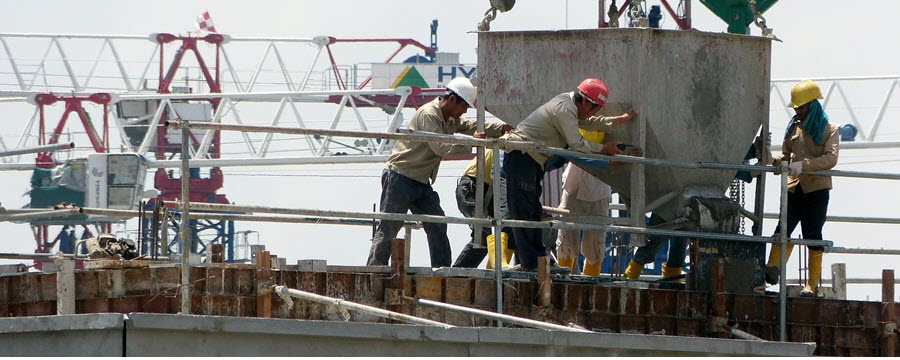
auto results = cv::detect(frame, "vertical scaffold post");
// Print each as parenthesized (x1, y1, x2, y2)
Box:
(491, 141, 503, 327)
(474, 98, 487, 249)
(180, 121, 192, 314)
(778, 159, 789, 342)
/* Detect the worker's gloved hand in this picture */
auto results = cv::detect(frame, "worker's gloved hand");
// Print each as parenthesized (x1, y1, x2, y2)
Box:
(601, 141, 624, 156)
(787, 161, 803, 176)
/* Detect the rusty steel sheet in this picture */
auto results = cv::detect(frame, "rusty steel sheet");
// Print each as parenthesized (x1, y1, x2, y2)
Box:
(478, 29, 771, 221)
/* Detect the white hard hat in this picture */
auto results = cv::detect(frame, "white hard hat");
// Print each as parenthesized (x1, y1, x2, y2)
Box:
(445, 77, 477, 108)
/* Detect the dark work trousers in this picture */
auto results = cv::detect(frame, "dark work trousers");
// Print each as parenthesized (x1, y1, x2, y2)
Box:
(366, 169, 452, 267)
(633, 213, 689, 267)
(773, 185, 830, 251)
(504, 150, 550, 271)
(452, 175, 513, 268)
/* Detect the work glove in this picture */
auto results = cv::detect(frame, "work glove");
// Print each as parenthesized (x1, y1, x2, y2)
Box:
(787, 161, 803, 176)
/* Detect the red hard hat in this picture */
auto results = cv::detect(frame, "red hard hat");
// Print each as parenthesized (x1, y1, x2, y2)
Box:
(576, 78, 609, 108)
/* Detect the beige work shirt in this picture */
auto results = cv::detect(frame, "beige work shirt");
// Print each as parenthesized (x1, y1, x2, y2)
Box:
(385, 98, 506, 184)
(773, 121, 840, 193)
(505, 92, 614, 168)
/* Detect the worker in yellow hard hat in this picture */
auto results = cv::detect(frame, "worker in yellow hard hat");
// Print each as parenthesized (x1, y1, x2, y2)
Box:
(555, 128, 628, 277)
(765, 79, 840, 297)
(451, 148, 515, 269)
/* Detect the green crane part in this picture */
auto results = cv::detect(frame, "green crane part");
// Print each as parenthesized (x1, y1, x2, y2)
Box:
(699, 0, 778, 34)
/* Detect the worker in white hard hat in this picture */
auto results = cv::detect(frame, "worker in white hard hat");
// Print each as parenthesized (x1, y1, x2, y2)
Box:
(765, 79, 840, 297)
(366, 77, 511, 267)
(503, 78, 643, 274)
(555, 128, 630, 277)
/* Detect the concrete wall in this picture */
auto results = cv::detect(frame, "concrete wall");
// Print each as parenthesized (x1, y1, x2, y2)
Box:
(0, 313, 814, 356)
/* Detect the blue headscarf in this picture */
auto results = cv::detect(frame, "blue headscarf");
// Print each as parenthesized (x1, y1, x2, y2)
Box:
(784, 99, 829, 144)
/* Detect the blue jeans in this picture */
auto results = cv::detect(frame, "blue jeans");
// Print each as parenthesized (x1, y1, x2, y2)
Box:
(633, 213, 689, 267)
(366, 169, 451, 267)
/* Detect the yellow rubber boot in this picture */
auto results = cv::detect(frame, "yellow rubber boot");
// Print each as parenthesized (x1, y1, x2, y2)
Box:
(558, 258, 576, 273)
(801, 249, 823, 297)
(583, 260, 602, 277)
(766, 239, 795, 267)
(487, 233, 512, 269)
(624, 260, 643, 280)
(661, 263, 683, 283)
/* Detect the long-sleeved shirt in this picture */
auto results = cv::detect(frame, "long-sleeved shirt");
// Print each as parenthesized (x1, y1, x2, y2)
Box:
(462, 148, 497, 185)
(773, 121, 840, 193)
(505, 92, 614, 168)
(561, 163, 611, 202)
(385, 98, 507, 184)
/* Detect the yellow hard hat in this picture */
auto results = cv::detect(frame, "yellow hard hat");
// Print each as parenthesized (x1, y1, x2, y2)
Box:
(579, 128, 605, 144)
(788, 80, 824, 108)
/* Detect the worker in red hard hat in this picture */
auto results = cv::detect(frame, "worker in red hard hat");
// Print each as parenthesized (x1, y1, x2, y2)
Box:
(366, 77, 512, 268)
(502, 78, 643, 274)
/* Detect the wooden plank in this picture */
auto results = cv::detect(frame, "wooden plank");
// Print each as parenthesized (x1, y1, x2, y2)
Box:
(255, 250, 272, 318)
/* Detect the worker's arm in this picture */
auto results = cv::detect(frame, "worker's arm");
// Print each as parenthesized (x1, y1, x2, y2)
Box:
(418, 113, 471, 157)
(802, 125, 840, 171)
(556, 111, 605, 154)
(579, 111, 637, 131)
(456, 115, 511, 137)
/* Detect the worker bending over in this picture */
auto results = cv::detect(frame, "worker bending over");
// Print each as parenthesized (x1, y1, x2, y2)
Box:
(503, 78, 642, 274)
(367, 77, 511, 267)
(766, 79, 840, 297)
(451, 148, 515, 269)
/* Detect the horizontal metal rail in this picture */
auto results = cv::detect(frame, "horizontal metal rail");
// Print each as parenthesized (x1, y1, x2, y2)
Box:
(182, 202, 830, 247)
(0, 142, 74, 157)
(274, 286, 453, 328)
(0, 208, 81, 222)
(403, 296, 591, 333)
(0, 252, 80, 260)
(763, 213, 900, 224)
(77, 207, 422, 229)
(829, 247, 900, 256)
(787, 278, 900, 285)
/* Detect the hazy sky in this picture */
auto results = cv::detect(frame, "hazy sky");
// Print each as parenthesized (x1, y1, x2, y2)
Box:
(0, 0, 898, 301)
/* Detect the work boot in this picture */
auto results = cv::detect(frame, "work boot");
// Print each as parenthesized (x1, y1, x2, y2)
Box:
(765, 266, 780, 285)
(486, 233, 511, 270)
(548, 262, 572, 275)
(765, 240, 795, 285)
(661, 263, 683, 283)
(624, 260, 644, 280)
(557, 258, 576, 273)
(583, 260, 602, 277)
(800, 249, 824, 297)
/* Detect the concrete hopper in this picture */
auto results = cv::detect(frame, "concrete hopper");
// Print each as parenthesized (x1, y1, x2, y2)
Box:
(478, 29, 771, 222)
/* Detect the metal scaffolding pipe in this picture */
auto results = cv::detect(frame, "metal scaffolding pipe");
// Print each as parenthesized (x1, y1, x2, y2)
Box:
(763, 213, 900, 224)
(0, 252, 80, 260)
(274, 286, 453, 328)
(0, 208, 82, 222)
(829, 247, 900, 255)
(169, 120, 541, 151)
(787, 278, 900, 285)
(0, 142, 74, 157)
(404, 296, 592, 333)
(78, 207, 424, 229)
(148, 155, 391, 168)
(728, 327, 765, 342)
(182, 201, 830, 247)
(182, 202, 493, 227)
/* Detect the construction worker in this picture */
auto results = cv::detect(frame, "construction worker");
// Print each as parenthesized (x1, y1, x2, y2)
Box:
(451, 148, 515, 269)
(366, 77, 511, 268)
(503, 78, 643, 274)
(765, 79, 840, 297)
(556, 128, 631, 276)
(623, 213, 688, 281)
